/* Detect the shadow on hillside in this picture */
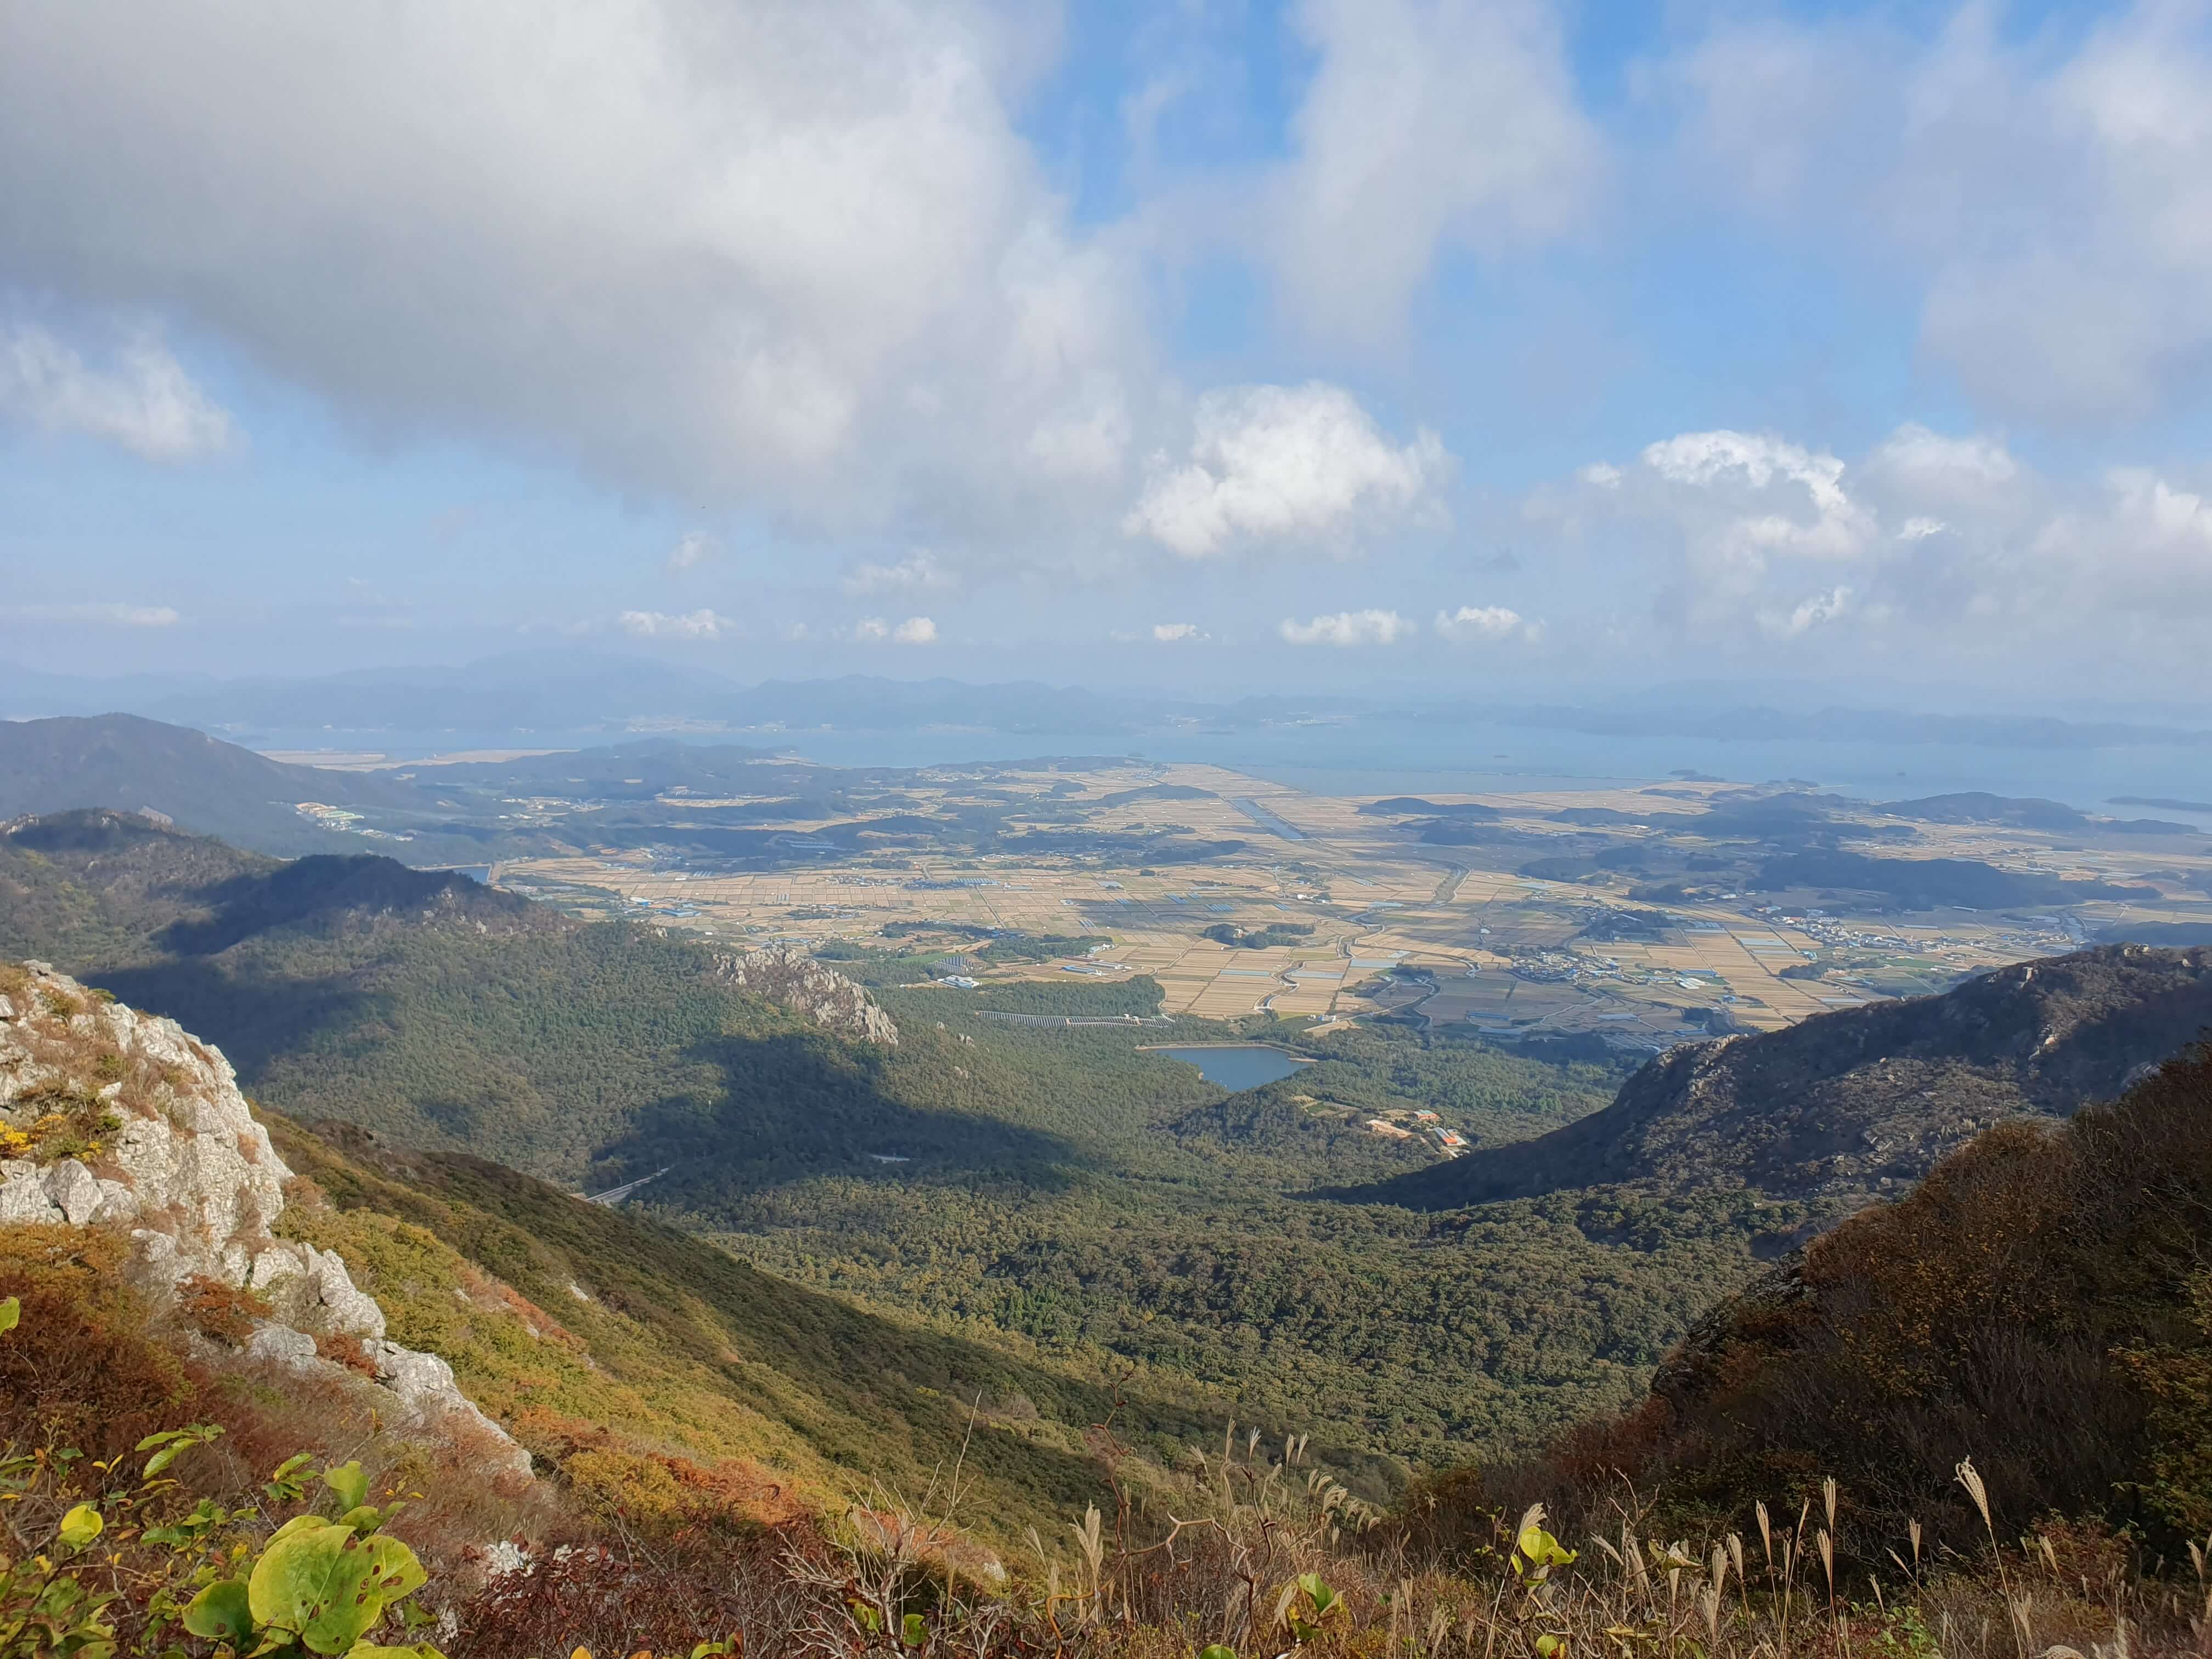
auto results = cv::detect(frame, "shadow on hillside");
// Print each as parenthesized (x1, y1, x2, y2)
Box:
(153, 856, 534, 955)
(1302, 1126, 1596, 1211)
(91, 960, 388, 1084)
(590, 1029, 1085, 1207)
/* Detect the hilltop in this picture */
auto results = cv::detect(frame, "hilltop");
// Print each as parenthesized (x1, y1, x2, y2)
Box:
(0, 713, 492, 860)
(1345, 943, 2212, 1207)
(1411, 1036, 2212, 1557)
(0, 809, 840, 1179)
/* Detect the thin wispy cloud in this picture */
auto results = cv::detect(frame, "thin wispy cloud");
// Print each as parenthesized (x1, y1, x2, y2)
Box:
(1434, 605, 1529, 643)
(1, 602, 180, 627)
(618, 608, 730, 640)
(0, 326, 233, 460)
(667, 532, 717, 572)
(841, 551, 954, 596)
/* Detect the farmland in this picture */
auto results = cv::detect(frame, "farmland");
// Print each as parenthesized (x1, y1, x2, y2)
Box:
(483, 759, 2212, 1052)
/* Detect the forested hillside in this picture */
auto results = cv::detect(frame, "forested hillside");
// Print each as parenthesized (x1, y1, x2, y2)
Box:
(0, 809, 1821, 1476)
(262, 1113, 1221, 1538)
(1350, 943, 2212, 1209)
(1412, 1040, 2212, 1559)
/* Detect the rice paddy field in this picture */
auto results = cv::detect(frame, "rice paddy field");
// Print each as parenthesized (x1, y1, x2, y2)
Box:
(490, 760, 2212, 1050)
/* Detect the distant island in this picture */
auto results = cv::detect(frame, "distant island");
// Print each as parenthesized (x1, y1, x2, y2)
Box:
(2113, 794, 2212, 812)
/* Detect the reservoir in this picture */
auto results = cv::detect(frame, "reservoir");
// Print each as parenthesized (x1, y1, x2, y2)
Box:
(1147, 1043, 1313, 1091)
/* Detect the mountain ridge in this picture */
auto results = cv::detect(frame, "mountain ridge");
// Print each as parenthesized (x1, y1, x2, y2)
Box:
(1342, 943, 2212, 1208)
(0, 714, 488, 859)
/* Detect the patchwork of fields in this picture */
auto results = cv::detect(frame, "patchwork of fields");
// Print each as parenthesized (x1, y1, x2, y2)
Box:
(487, 760, 2212, 1051)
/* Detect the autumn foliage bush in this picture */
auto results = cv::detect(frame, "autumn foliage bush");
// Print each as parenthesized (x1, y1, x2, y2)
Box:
(1408, 1042, 2212, 1564)
(174, 1274, 274, 1348)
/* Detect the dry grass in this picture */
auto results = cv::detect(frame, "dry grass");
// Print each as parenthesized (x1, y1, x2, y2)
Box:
(454, 1429, 2212, 1659)
(7, 1226, 2207, 1658)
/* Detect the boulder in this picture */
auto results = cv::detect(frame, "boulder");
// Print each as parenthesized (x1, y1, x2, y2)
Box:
(0, 1172, 61, 1225)
(372, 1341, 533, 1479)
(42, 1158, 103, 1226)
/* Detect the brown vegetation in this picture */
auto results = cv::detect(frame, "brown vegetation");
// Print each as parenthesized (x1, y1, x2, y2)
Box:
(173, 1272, 273, 1347)
(1407, 1041, 2212, 1569)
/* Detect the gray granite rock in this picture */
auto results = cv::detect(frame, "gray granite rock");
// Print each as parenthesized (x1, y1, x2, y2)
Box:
(2, 962, 529, 1480)
(711, 944, 900, 1045)
(42, 1158, 103, 1226)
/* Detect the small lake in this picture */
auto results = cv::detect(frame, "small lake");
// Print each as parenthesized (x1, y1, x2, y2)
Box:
(1147, 1044, 1313, 1091)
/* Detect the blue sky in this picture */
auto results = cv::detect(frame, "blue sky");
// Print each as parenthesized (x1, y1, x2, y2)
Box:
(3, 0, 2210, 699)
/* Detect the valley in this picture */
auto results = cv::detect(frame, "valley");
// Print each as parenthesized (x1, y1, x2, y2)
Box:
(8, 715, 2212, 1494)
(5, 716, 2212, 1654)
(468, 757, 2212, 1049)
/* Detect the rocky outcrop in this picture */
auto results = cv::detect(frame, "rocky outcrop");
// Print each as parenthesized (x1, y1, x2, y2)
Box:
(712, 945, 900, 1046)
(1342, 944, 2212, 1208)
(0, 961, 530, 1478)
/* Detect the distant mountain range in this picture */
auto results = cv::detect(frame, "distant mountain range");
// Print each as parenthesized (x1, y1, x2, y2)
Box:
(0, 713, 483, 858)
(11, 652, 2212, 757)
(1343, 943, 2212, 1208)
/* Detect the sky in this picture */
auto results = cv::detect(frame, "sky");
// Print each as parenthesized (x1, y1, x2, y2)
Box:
(3, 0, 2211, 702)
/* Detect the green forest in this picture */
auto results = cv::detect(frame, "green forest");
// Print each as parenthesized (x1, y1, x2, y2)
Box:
(0, 813, 1826, 1484)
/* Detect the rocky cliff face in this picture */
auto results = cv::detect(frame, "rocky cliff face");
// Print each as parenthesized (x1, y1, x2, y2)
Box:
(1351, 943, 2212, 1208)
(0, 960, 529, 1476)
(711, 944, 900, 1046)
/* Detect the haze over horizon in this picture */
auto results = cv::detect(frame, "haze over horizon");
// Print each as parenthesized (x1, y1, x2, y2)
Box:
(6, 2, 2212, 698)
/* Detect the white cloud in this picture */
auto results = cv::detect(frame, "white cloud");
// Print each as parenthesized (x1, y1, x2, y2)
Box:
(1434, 604, 1527, 642)
(1765, 584, 1854, 637)
(0, 325, 233, 459)
(2034, 467, 2212, 614)
(1643, 430, 1850, 516)
(0, 3, 1146, 529)
(840, 550, 955, 596)
(1263, 0, 1602, 341)
(1278, 608, 1411, 646)
(1124, 383, 1448, 558)
(1663, 5, 2212, 424)
(1548, 415, 2212, 664)
(852, 614, 937, 643)
(1870, 424, 2017, 489)
(1025, 395, 1131, 481)
(1151, 622, 1205, 642)
(1577, 462, 1622, 489)
(0, 602, 179, 627)
(618, 608, 729, 640)
(667, 532, 716, 572)
(1639, 429, 1875, 569)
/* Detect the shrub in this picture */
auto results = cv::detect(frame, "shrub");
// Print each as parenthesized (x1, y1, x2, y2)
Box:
(174, 1274, 275, 1348)
(0, 1229, 196, 1459)
(1421, 1043, 2212, 1558)
(314, 1331, 380, 1378)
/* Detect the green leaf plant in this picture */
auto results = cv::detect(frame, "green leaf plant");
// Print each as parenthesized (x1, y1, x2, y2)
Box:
(0, 1302, 443, 1659)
